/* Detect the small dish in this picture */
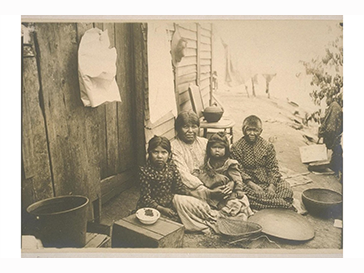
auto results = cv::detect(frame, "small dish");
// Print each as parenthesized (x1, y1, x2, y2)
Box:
(135, 208, 160, 225)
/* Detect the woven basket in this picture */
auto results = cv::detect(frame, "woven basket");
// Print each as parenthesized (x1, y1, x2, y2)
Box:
(217, 217, 262, 237)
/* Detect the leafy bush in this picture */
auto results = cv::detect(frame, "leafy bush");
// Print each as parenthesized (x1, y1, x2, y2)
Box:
(300, 22, 343, 107)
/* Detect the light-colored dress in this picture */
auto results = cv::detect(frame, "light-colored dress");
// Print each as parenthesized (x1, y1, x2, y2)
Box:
(171, 136, 253, 232)
(171, 136, 208, 189)
(171, 136, 214, 232)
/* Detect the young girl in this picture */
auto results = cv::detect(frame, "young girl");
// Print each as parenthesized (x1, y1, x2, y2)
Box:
(198, 132, 253, 218)
(136, 135, 190, 220)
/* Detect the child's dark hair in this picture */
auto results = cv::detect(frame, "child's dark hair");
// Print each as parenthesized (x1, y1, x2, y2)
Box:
(147, 135, 171, 155)
(206, 132, 230, 159)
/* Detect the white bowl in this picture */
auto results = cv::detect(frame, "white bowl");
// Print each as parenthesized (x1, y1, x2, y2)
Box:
(136, 208, 160, 225)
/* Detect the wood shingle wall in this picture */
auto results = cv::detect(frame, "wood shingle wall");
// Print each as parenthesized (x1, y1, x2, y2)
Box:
(144, 22, 213, 143)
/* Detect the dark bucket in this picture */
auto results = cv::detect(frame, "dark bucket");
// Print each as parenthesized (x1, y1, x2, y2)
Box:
(26, 195, 89, 248)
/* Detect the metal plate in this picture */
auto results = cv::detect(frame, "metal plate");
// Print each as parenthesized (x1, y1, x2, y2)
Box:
(248, 209, 315, 241)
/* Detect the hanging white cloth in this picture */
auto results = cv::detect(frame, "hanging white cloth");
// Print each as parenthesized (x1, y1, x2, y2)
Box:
(147, 22, 177, 123)
(78, 28, 121, 107)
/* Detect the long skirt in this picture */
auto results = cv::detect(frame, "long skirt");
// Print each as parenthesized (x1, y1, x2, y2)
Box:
(172, 194, 254, 233)
(242, 181, 294, 210)
(172, 194, 216, 233)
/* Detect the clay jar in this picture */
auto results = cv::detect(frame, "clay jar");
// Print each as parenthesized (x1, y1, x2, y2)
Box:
(202, 104, 224, 123)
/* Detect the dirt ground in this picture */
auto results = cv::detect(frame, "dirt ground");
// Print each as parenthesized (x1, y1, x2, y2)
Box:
(101, 86, 343, 251)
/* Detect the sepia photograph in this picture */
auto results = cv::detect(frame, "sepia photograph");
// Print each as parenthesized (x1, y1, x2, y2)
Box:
(18, 15, 346, 258)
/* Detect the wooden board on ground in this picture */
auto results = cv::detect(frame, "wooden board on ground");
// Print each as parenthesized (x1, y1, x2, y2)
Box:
(299, 144, 328, 163)
(85, 232, 111, 248)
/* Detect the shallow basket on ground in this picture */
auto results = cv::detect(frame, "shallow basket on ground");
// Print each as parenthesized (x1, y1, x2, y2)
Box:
(216, 217, 262, 237)
(302, 188, 342, 218)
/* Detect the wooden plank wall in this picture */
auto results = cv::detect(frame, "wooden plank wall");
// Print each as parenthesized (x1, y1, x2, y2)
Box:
(178, 22, 212, 112)
(144, 22, 213, 144)
(21, 30, 54, 211)
(21, 22, 145, 226)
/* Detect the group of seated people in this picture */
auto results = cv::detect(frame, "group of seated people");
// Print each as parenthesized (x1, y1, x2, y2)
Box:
(135, 111, 294, 234)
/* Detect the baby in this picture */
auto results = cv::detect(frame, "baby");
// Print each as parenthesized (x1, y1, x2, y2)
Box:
(198, 132, 253, 219)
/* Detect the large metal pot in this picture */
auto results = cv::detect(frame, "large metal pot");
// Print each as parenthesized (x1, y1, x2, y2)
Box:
(202, 104, 224, 123)
(26, 195, 89, 248)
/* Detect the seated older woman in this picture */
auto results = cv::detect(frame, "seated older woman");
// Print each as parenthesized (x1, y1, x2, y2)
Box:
(171, 111, 230, 233)
(231, 115, 294, 210)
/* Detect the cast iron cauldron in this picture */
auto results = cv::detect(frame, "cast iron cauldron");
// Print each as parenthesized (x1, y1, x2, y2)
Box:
(302, 188, 342, 218)
(202, 104, 224, 123)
